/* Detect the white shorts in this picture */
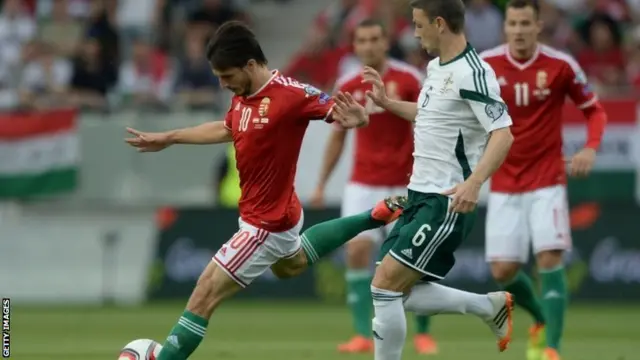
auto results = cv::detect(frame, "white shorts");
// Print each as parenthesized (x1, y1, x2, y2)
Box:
(341, 182, 407, 243)
(485, 185, 572, 263)
(212, 213, 303, 287)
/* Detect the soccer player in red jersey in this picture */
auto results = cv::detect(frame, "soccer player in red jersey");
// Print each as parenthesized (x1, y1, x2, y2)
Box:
(125, 21, 406, 360)
(480, 2, 607, 360)
(310, 19, 436, 355)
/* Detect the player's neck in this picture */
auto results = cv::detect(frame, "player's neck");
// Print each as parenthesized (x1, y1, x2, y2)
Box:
(249, 67, 275, 95)
(438, 34, 468, 65)
(509, 44, 538, 62)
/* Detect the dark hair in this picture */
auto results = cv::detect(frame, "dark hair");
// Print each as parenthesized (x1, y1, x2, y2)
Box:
(356, 19, 388, 36)
(410, 0, 466, 34)
(205, 21, 268, 70)
(505, 0, 540, 17)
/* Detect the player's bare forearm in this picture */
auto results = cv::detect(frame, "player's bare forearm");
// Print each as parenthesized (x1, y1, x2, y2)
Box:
(168, 121, 233, 145)
(383, 99, 418, 122)
(468, 127, 514, 185)
(318, 130, 347, 188)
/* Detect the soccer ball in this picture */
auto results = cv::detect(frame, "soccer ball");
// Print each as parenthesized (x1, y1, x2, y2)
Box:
(118, 339, 163, 360)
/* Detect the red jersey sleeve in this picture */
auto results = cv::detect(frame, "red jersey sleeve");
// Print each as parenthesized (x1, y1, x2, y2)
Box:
(562, 58, 597, 109)
(297, 84, 335, 122)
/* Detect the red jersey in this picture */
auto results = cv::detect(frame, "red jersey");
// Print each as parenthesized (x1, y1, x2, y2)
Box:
(224, 70, 334, 232)
(335, 59, 422, 186)
(480, 44, 598, 193)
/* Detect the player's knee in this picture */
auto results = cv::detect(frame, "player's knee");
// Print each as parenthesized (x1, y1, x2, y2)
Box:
(372, 256, 420, 293)
(346, 237, 374, 268)
(535, 249, 563, 270)
(490, 262, 520, 283)
(187, 262, 241, 318)
(271, 252, 307, 279)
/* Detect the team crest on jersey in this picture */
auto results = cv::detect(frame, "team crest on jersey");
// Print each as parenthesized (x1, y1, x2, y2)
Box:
(485, 101, 505, 122)
(534, 70, 551, 100)
(439, 73, 454, 94)
(259, 97, 270, 116)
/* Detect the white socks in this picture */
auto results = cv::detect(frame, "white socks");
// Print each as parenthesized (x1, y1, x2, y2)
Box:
(403, 282, 493, 318)
(371, 286, 406, 360)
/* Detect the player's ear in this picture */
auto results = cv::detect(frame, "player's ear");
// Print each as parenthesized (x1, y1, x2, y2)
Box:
(245, 59, 257, 72)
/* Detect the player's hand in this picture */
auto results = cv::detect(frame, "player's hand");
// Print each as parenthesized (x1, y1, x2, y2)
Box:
(566, 148, 596, 177)
(309, 186, 325, 209)
(333, 91, 369, 129)
(124, 127, 173, 152)
(362, 66, 388, 108)
(442, 178, 482, 213)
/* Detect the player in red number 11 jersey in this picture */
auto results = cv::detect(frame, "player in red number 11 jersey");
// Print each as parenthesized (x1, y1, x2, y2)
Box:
(479, 2, 608, 360)
(124, 21, 409, 360)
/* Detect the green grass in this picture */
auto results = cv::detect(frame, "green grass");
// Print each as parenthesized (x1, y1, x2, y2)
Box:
(11, 301, 640, 360)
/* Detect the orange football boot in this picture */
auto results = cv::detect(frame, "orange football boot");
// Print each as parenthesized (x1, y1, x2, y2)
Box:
(337, 335, 374, 353)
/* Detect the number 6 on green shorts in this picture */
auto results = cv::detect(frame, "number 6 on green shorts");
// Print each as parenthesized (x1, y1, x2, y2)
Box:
(378, 190, 476, 281)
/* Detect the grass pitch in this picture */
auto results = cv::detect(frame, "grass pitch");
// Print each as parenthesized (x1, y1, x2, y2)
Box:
(12, 301, 640, 360)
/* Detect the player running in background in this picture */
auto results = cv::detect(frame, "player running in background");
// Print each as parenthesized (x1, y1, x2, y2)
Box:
(125, 21, 404, 360)
(479, 2, 607, 360)
(310, 19, 437, 355)
(360, 1, 517, 359)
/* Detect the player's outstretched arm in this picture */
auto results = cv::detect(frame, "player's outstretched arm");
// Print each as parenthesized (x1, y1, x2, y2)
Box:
(125, 121, 232, 152)
(168, 121, 233, 145)
(362, 66, 417, 122)
(311, 128, 347, 207)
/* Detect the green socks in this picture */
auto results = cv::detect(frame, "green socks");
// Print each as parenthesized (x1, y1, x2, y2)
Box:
(346, 269, 374, 337)
(540, 266, 567, 350)
(158, 310, 208, 360)
(300, 211, 384, 264)
(414, 315, 431, 334)
(500, 270, 546, 325)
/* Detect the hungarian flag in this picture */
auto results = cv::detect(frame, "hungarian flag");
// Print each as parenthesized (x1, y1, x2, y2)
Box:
(0, 109, 79, 199)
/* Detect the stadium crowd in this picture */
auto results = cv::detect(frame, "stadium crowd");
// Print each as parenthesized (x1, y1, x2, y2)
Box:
(0, 0, 253, 112)
(0, 0, 638, 113)
(286, 0, 640, 95)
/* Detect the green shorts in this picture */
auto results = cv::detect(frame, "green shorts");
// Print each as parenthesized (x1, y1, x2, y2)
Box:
(377, 190, 476, 281)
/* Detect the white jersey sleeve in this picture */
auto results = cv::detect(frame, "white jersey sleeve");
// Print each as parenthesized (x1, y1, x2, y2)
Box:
(457, 69, 512, 133)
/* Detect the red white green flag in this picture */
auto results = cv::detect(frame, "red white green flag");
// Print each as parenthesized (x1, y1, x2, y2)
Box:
(0, 109, 79, 199)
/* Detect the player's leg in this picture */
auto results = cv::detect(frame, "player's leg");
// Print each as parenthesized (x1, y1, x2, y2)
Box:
(270, 196, 405, 279)
(378, 188, 439, 355)
(335, 183, 383, 352)
(372, 192, 513, 360)
(157, 223, 286, 360)
(486, 191, 546, 360)
(529, 186, 572, 360)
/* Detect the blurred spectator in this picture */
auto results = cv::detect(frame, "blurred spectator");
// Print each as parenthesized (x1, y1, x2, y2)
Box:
(19, 41, 72, 109)
(465, 0, 503, 52)
(315, 0, 374, 47)
(69, 37, 117, 111)
(284, 26, 348, 91)
(36, 0, 92, 20)
(118, 38, 173, 109)
(0, 0, 37, 69)
(627, 25, 640, 91)
(116, 0, 165, 55)
(176, 34, 221, 110)
(188, 0, 246, 32)
(577, 13, 627, 89)
(86, 0, 120, 68)
(538, 1, 580, 52)
(38, 0, 84, 58)
(0, 62, 19, 110)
